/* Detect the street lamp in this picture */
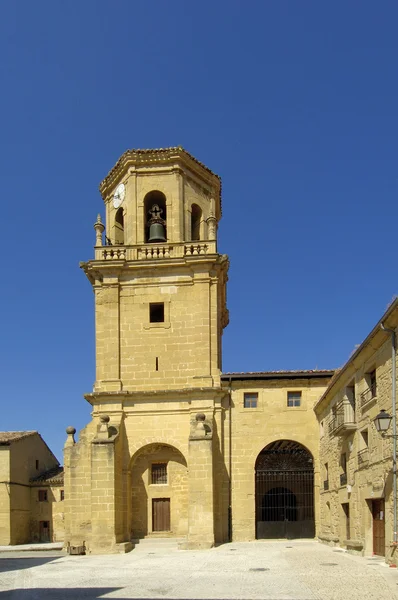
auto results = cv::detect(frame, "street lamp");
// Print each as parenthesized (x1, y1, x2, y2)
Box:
(374, 410, 393, 434)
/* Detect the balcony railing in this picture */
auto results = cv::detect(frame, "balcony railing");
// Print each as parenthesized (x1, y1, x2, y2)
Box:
(340, 473, 348, 486)
(328, 399, 356, 436)
(94, 240, 217, 262)
(323, 480, 329, 491)
(360, 383, 377, 409)
(357, 448, 369, 468)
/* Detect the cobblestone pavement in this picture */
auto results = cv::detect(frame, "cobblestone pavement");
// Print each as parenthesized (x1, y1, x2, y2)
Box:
(0, 540, 398, 599)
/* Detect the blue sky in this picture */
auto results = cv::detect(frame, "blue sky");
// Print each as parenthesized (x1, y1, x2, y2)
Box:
(1, 1, 397, 462)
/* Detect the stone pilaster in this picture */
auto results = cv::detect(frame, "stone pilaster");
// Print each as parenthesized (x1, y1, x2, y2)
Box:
(90, 416, 132, 554)
(182, 413, 215, 549)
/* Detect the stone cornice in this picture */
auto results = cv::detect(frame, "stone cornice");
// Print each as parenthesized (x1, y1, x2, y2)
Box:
(85, 387, 226, 405)
(80, 252, 229, 286)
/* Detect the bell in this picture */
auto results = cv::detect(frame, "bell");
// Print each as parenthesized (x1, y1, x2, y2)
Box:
(148, 221, 166, 242)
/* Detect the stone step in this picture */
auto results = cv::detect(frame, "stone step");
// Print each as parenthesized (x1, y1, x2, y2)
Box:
(131, 537, 186, 551)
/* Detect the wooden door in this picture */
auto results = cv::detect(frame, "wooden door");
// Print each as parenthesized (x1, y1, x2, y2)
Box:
(152, 498, 170, 532)
(372, 499, 385, 556)
(39, 521, 50, 542)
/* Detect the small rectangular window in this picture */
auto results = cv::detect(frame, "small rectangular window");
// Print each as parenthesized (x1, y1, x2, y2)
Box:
(60, 490, 64, 501)
(244, 392, 258, 408)
(149, 303, 164, 323)
(287, 391, 301, 407)
(38, 490, 48, 502)
(35, 460, 39, 470)
(151, 463, 167, 485)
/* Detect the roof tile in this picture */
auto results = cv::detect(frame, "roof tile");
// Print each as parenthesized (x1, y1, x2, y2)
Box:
(0, 431, 37, 444)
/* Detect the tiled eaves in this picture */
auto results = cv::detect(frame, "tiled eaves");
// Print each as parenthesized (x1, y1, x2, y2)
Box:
(30, 466, 64, 485)
(221, 370, 335, 381)
(0, 431, 37, 444)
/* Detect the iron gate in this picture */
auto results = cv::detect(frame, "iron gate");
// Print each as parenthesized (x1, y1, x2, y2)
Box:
(255, 441, 315, 539)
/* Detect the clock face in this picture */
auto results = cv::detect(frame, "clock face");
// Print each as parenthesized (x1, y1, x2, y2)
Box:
(113, 183, 125, 208)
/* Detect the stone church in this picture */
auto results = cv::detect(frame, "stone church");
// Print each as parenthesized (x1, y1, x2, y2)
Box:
(64, 147, 335, 554)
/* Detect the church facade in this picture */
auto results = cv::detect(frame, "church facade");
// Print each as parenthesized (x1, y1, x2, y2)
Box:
(63, 148, 341, 554)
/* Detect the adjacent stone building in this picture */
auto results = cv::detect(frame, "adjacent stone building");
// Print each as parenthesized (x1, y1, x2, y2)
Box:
(0, 431, 64, 545)
(315, 299, 398, 563)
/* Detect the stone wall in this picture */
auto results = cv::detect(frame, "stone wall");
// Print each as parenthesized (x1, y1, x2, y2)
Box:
(228, 377, 330, 541)
(316, 320, 398, 562)
(0, 446, 11, 544)
(30, 483, 64, 542)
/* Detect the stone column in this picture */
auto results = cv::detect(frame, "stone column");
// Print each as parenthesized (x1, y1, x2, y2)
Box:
(182, 413, 215, 549)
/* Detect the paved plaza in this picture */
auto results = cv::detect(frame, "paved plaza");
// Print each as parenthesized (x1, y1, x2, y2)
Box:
(0, 540, 398, 599)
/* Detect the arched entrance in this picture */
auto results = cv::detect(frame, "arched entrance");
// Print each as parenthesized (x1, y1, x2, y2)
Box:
(130, 443, 188, 539)
(255, 440, 314, 539)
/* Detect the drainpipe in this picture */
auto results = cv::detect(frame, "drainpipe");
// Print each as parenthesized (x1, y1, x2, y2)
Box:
(381, 323, 397, 544)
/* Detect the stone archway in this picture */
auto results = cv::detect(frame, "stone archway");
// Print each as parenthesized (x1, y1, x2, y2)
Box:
(130, 443, 188, 539)
(255, 440, 314, 539)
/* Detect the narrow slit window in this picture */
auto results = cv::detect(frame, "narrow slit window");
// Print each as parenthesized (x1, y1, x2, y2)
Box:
(149, 303, 164, 323)
(155, 357, 159, 371)
(151, 463, 167, 484)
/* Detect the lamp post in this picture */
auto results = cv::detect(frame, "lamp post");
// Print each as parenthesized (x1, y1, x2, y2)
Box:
(374, 323, 397, 545)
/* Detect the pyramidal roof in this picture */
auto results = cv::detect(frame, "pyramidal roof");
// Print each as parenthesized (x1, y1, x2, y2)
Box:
(99, 146, 221, 198)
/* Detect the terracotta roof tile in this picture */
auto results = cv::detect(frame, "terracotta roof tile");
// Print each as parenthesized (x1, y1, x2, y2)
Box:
(0, 431, 37, 444)
(222, 370, 335, 378)
(30, 466, 64, 484)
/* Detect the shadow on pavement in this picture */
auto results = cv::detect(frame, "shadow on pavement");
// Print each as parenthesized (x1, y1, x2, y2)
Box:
(0, 556, 62, 574)
(0, 592, 134, 599)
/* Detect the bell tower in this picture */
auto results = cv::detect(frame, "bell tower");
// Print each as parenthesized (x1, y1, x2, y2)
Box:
(65, 148, 229, 553)
(82, 147, 228, 394)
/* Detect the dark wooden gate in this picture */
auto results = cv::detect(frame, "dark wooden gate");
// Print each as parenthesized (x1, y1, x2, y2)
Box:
(152, 498, 170, 532)
(372, 499, 385, 556)
(39, 521, 50, 542)
(255, 441, 314, 539)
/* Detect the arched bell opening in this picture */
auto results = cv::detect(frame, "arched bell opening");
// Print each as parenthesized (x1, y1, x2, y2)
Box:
(144, 191, 167, 243)
(114, 207, 124, 245)
(190, 203, 202, 241)
(129, 443, 188, 539)
(255, 440, 314, 539)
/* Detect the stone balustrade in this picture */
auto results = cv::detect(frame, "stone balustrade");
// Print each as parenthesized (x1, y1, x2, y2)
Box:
(328, 399, 356, 436)
(94, 241, 216, 262)
(184, 243, 209, 256)
(101, 247, 126, 260)
(138, 246, 172, 260)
